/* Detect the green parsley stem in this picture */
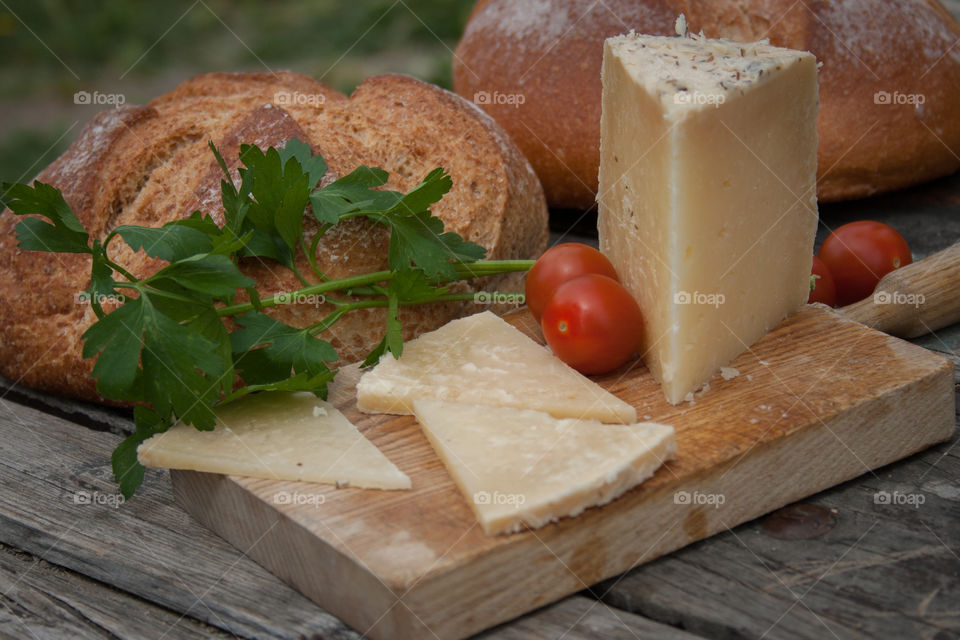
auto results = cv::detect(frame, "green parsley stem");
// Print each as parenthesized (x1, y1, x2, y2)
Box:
(302, 236, 329, 282)
(103, 258, 139, 284)
(304, 290, 496, 336)
(214, 259, 533, 317)
(305, 232, 331, 282)
(451, 260, 534, 277)
(216, 269, 392, 317)
(290, 263, 311, 287)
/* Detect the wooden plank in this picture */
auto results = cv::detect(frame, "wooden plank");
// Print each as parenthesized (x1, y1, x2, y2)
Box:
(0, 400, 361, 640)
(171, 305, 955, 640)
(594, 400, 960, 640)
(476, 596, 707, 640)
(0, 528, 695, 640)
(0, 542, 229, 640)
(0, 375, 133, 437)
(911, 321, 960, 380)
(0, 394, 713, 640)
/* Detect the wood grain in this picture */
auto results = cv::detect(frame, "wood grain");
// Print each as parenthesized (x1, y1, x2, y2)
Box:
(475, 596, 708, 640)
(594, 408, 960, 640)
(0, 543, 229, 640)
(0, 400, 358, 640)
(172, 305, 955, 640)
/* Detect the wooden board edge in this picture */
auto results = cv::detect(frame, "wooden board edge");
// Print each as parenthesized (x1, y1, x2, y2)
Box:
(170, 470, 413, 638)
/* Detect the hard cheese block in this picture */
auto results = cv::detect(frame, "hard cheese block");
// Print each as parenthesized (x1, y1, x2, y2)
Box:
(357, 311, 637, 423)
(412, 398, 676, 535)
(138, 392, 411, 490)
(598, 27, 818, 404)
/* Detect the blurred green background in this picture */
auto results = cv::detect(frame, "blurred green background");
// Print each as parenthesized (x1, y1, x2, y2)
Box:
(0, 0, 476, 183)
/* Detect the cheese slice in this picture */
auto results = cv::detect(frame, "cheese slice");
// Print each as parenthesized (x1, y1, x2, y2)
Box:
(412, 399, 675, 535)
(137, 392, 411, 490)
(357, 311, 637, 423)
(598, 26, 818, 404)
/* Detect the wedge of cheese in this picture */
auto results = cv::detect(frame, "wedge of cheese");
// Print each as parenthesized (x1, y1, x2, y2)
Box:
(412, 399, 675, 535)
(138, 392, 411, 490)
(598, 25, 818, 404)
(357, 311, 637, 424)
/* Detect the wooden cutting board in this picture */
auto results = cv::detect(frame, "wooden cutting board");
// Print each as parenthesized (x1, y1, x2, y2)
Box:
(170, 305, 955, 640)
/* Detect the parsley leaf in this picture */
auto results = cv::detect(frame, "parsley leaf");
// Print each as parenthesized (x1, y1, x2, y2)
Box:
(361, 337, 388, 368)
(238, 144, 311, 265)
(168, 212, 251, 257)
(381, 167, 452, 216)
(276, 137, 327, 191)
(231, 311, 338, 386)
(149, 254, 254, 299)
(309, 165, 389, 224)
(226, 370, 337, 401)
(380, 210, 486, 281)
(80, 300, 144, 401)
(88, 240, 119, 312)
(385, 287, 403, 358)
(359, 168, 486, 281)
(112, 405, 170, 499)
(2, 182, 91, 254)
(81, 291, 225, 428)
(209, 141, 251, 234)
(114, 224, 214, 262)
(380, 271, 448, 358)
(389, 268, 444, 302)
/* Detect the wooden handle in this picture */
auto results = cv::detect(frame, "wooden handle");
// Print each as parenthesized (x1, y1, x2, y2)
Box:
(839, 242, 960, 338)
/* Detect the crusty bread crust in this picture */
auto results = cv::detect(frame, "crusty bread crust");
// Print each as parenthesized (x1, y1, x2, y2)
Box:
(454, 0, 960, 208)
(0, 71, 548, 403)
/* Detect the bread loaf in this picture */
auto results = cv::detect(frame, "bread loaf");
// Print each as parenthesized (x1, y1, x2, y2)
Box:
(0, 71, 548, 403)
(453, 0, 960, 208)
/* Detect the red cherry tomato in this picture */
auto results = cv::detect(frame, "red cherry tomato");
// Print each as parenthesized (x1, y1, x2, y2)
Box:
(525, 243, 619, 322)
(818, 221, 912, 306)
(808, 255, 837, 307)
(540, 274, 642, 375)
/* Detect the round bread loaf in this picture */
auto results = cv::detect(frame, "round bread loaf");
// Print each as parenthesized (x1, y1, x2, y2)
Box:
(0, 71, 548, 403)
(453, 0, 960, 208)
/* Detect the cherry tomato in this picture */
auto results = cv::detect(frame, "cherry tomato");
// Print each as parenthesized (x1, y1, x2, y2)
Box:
(818, 221, 912, 306)
(808, 255, 837, 307)
(541, 274, 642, 375)
(525, 243, 619, 322)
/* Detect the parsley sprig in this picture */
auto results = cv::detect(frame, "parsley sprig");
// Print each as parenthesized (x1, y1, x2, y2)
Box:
(1, 139, 533, 498)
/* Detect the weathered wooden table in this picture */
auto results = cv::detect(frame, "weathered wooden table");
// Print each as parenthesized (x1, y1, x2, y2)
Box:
(1, 164, 958, 639)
